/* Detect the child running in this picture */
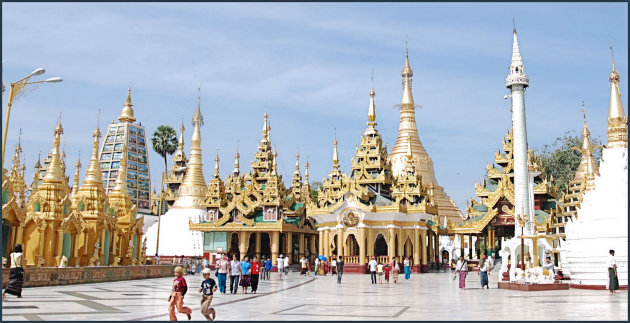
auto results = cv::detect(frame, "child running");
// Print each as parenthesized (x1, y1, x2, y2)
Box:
(199, 268, 217, 321)
(169, 266, 192, 321)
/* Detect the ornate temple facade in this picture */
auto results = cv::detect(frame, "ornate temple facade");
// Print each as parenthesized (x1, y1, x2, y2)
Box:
(449, 130, 559, 266)
(188, 112, 317, 266)
(3, 118, 145, 267)
(308, 53, 444, 273)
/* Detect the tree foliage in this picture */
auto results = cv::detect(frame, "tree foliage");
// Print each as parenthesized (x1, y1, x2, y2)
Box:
(151, 125, 178, 173)
(537, 130, 602, 196)
(310, 181, 323, 201)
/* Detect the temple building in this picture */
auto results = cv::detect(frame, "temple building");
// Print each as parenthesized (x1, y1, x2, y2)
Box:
(308, 53, 442, 273)
(2, 141, 28, 260)
(387, 49, 462, 222)
(98, 89, 152, 215)
(188, 112, 318, 266)
(562, 55, 628, 288)
(448, 129, 558, 267)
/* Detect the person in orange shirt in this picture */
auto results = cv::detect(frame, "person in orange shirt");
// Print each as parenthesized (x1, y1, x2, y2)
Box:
(168, 266, 192, 321)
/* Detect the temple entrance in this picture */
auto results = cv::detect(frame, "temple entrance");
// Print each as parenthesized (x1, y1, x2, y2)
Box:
(404, 238, 413, 257)
(330, 234, 337, 256)
(345, 234, 359, 261)
(261, 233, 271, 258)
(291, 234, 299, 263)
(103, 230, 110, 265)
(374, 234, 387, 256)
(229, 233, 239, 257)
(247, 234, 256, 257)
(62, 232, 72, 258)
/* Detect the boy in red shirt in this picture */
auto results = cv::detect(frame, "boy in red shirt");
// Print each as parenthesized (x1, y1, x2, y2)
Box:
(169, 266, 192, 321)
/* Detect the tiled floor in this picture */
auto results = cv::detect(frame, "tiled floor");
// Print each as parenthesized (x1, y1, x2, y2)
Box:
(2, 270, 627, 321)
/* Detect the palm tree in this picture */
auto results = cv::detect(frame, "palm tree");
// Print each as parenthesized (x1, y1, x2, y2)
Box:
(151, 125, 178, 173)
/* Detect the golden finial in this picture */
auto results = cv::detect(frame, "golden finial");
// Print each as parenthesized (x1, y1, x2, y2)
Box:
(233, 148, 240, 175)
(42, 118, 64, 184)
(305, 156, 310, 182)
(513, 17, 516, 34)
(214, 150, 220, 178)
(71, 153, 81, 196)
(368, 74, 376, 125)
(82, 125, 104, 187)
(118, 88, 136, 123)
(295, 151, 300, 171)
(271, 148, 278, 176)
(332, 130, 339, 171)
(606, 39, 627, 148)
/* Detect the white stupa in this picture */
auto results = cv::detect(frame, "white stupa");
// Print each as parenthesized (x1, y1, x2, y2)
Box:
(145, 98, 206, 257)
(562, 57, 628, 287)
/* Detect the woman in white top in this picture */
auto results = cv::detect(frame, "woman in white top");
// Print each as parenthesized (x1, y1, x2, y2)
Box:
(608, 249, 619, 294)
(403, 257, 411, 280)
(455, 256, 468, 289)
(277, 255, 285, 280)
(3, 244, 25, 299)
(478, 254, 490, 289)
(331, 258, 337, 275)
(391, 257, 400, 284)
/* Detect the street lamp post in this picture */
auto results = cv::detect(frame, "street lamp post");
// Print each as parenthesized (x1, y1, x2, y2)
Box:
(2, 68, 62, 168)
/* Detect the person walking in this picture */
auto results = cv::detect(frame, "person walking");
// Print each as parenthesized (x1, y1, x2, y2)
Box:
(384, 264, 390, 283)
(479, 254, 490, 289)
(283, 255, 290, 276)
(260, 256, 267, 281)
(202, 257, 209, 270)
(198, 268, 217, 321)
(265, 257, 272, 280)
(277, 254, 285, 280)
(331, 257, 337, 276)
(336, 256, 344, 284)
(251, 256, 260, 293)
(314, 257, 320, 276)
(240, 256, 252, 294)
(377, 263, 384, 284)
(216, 254, 229, 294)
(456, 256, 468, 290)
(168, 266, 192, 321)
(608, 249, 620, 294)
(391, 257, 400, 284)
(368, 256, 378, 284)
(155, 253, 161, 265)
(3, 244, 24, 299)
(403, 256, 411, 280)
(229, 255, 241, 294)
(300, 257, 308, 276)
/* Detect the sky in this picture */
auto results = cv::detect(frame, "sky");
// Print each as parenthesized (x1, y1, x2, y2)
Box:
(2, 2, 628, 213)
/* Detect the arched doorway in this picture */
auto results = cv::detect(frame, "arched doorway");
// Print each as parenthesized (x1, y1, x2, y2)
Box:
(404, 238, 413, 258)
(345, 234, 359, 257)
(103, 230, 111, 265)
(330, 234, 337, 256)
(229, 233, 239, 257)
(62, 232, 72, 258)
(374, 234, 387, 256)
(260, 233, 271, 259)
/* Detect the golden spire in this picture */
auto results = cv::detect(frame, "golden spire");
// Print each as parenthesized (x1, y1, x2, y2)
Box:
(574, 102, 600, 181)
(177, 118, 185, 152)
(271, 149, 278, 176)
(294, 151, 300, 174)
(112, 143, 129, 194)
(233, 151, 240, 175)
(81, 126, 104, 187)
(607, 41, 628, 148)
(332, 136, 339, 171)
(262, 111, 269, 142)
(368, 70, 376, 123)
(42, 120, 64, 184)
(71, 154, 81, 196)
(214, 152, 220, 178)
(118, 88, 136, 123)
(401, 40, 414, 106)
(173, 95, 206, 208)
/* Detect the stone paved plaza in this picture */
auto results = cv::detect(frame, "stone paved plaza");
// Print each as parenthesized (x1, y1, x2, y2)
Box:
(2, 270, 627, 321)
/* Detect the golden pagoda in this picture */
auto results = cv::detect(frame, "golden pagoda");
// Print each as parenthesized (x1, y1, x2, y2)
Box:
(19, 121, 78, 267)
(189, 112, 317, 266)
(606, 57, 628, 149)
(308, 82, 439, 273)
(108, 143, 144, 266)
(157, 120, 189, 211)
(72, 126, 118, 266)
(387, 49, 463, 222)
(449, 129, 558, 260)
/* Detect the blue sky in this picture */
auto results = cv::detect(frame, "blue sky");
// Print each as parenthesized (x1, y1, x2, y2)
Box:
(2, 3, 627, 213)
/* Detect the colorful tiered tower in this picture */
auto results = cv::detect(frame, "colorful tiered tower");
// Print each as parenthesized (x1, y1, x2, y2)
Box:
(98, 90, 152, 214)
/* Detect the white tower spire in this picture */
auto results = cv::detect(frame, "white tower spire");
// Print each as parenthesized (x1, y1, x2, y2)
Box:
(506, 25, 533, 233)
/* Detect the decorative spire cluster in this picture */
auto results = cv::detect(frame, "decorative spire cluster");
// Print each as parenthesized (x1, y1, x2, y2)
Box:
(42, 120, 64, 184)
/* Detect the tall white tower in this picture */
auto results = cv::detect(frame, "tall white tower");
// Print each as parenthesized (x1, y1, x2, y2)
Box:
(505, 27, 533, 234)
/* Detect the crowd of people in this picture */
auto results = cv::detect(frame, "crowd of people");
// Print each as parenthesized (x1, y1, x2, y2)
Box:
(2, 242, 622, 320)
